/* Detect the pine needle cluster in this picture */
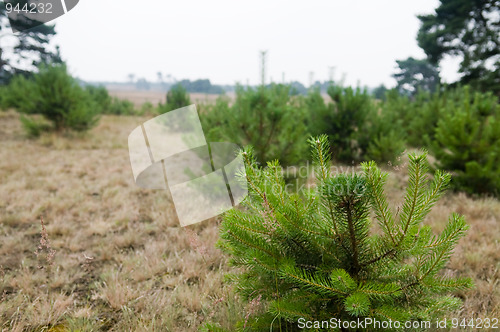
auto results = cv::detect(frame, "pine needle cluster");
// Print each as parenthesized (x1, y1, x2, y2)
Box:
(213, 136, 472, 331)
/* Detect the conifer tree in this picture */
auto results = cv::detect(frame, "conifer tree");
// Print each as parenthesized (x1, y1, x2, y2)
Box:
(201, 84, 309, 167)
(429, 86, 500, 196)
(158, 83, 192, 113)
(5, 63, 99, 134)
(210, 136, 472, 331)
(306, 85, 405, 164)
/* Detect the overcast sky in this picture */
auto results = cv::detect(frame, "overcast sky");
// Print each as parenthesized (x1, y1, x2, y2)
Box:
(52, 0, 460, 88)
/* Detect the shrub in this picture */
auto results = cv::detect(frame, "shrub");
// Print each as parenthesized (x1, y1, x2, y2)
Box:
(362, 120, 406, 165)
(429, 86, 500, 196)
(0, 85, 8, 110)
(322, 85, 373, 163)
(381, 88, 468, 148)
(357, 100, 406, 165)
(2, 74, 38, 113)
(379, 89, 419, 144)
(310, 85, 405, 164)
(5, 64, 99, 134)
(107, 98, 135, 115)
(302, 88, 329, 137)
(213, 136, 472, 331)
(201, 84, 309, 166)
(19, 114, 52, 137)
(85, 85, 112, 114)
(159, 83, 191, 114)
(405, 90, 444, 146)
(138, 101, 156, 115)
(83, 85, 137, 115)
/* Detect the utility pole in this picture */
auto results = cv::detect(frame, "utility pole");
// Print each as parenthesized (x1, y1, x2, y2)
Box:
(340, 72, 347, 87)
(309, 71, 315, 88)
(328, 66, 335, 83)
(260, 50, 267, 86)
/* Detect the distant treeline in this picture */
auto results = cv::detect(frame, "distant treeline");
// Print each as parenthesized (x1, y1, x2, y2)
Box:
(87, 78, 348, 96)
(90, 79, 232, 94)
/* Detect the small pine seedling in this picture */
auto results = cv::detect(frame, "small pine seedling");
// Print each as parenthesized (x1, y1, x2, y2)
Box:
(213, 135, 472, 331)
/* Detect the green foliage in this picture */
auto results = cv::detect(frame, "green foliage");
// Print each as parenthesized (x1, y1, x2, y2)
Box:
(313, 85, 405, 164)
(0, 85, 6, 110)
(325, 85, 372, 162)
(1, 73, 38, 113)
(392, 57, 440, 96)
(84, 85, 138, 115)
(429, 86, 500, 196)
(201, 84, 309, 166)
(363, 124, 406, 166)
(19, 114, 51, 137)
(306, 85, 370, 163)
(381, 86, 500, 196)
(159, 83, 191, 114)
(5, 64, 99, 133)
(214, 136, 472, 331)
(107, 98, 135, 115)
(358, 100, 407, 165)
(85, 85, 112, 114)
(417, 0, 500, 95)
(381, 89, 436, 147)
(138, 101, 156, 115)
(301, 88, 329, 137)
(372, 84, 388, 101)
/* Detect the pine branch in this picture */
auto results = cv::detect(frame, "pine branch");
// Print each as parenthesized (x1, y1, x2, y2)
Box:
(329, 269, 357, 293)
(364, 152, 444, 267)
(417, 214, 469, 280)
(362, 161, 396, 245)
(309, 135, 331, 182)
(310, 135, 342, 238)
(346, 200, 361, 275)
(268, 298, 315, 322)
(344, 292, 371, 316)
(224, 229, 279, 260)
(279, 264, 348, 297)
(399, 152, 429, 240)
(357, 282, 402, 300)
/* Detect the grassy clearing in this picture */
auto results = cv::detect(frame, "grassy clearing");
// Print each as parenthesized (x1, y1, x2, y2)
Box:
(0, 110, 498, 331)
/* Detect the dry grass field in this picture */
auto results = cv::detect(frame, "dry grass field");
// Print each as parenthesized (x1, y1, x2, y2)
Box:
(0, 109, 499, 331)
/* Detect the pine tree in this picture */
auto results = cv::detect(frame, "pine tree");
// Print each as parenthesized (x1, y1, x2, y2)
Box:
(429, 86, 500, 196)
(392, 57, 440, 96)
(323, 85, 372, 163)
(201, 84, 309, 167)
(5, 63, 99, 134)
(211, 136, 472, 331)
(417, 0, 500, 96)
(159, 83, 192, 113)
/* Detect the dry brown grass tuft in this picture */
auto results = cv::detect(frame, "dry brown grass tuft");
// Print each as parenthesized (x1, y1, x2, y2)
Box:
(0, 110, 498, 330)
